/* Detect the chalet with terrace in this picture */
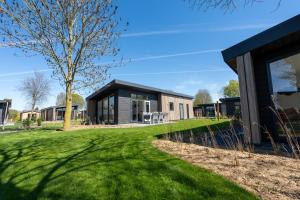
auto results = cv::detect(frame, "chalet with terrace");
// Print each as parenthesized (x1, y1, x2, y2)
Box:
(20, 110, 41, 121)
(86, 79, 194, 124)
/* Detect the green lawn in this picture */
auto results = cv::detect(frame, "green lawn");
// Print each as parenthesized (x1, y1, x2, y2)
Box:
(0, 119, 258, 200)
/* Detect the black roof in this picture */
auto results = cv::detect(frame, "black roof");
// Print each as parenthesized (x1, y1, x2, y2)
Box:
(0, 99, 12, 107)
(219, 97, 240, 102)
(193, 103, 216, 108)
(222, 14, 300, 69)
(86, 79, 194, 100)
(41, 105, 79, 111)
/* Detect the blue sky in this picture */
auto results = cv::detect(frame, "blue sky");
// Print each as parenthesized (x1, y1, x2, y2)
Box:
(1, 0, 300, 110)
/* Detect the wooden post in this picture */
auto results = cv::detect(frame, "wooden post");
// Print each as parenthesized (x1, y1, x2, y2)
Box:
(236, 52, 261, 144)
(244, 52, 260, 144)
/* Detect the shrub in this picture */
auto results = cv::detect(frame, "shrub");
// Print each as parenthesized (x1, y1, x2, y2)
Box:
(22, 119, 32, 128)
(37, 118, 42, 126)
(31, 115, 37, 122)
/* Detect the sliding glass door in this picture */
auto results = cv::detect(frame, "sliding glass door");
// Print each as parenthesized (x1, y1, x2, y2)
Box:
(131, 100, 150, 123)
(269, 52, 300, 136)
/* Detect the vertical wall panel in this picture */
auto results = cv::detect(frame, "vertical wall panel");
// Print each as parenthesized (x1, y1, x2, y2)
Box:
(244, 52, 261, 144)
(237, 53, 261, 144)
(237, 55, 251, 143)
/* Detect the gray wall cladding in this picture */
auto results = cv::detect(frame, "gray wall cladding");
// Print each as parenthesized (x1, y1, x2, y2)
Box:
(117, 88, 158, 124)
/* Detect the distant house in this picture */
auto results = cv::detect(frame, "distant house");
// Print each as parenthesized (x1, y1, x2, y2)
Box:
(41, 105, 79, 121)
(86, 79, 194, 124)
(194, 103, 220, 118)
(20, 110, 41, 121)
(222, 14, 300, 144)
(193, 97, 240, 118)
(77, 110, 87, 121)
(0, 99, 12, 125)
(219, 97, 241, 117)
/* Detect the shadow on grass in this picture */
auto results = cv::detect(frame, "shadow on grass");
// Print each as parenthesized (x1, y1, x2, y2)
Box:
(0, 125, 256, 200)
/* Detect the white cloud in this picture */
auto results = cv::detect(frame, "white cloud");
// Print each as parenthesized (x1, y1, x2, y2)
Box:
(130, 49, 223, 62)
(0, 69, 52, 78)
(207, 24, 274, 32)
(121, 23, 273, 38)
(122, 30, 187, 37)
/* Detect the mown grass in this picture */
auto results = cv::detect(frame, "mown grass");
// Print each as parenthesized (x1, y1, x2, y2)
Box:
(0, 119, 258, 200)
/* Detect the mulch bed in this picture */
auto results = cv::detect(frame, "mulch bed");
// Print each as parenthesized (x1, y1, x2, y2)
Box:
(153, 140, 300, 200)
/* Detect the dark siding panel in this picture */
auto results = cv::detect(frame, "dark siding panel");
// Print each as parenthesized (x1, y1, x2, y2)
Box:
(150, 100, 158, 113)
(118, 89, 131, 124)
(115, 90, 119, 124)
(117, 88, 159, 124)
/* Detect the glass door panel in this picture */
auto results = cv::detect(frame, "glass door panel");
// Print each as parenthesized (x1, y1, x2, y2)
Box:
(179, 103, 184, 120)
(109, 96, 114, 124)
(138, 100, 144, 122)
(103, 97, 108, 124)
(97, 100, 103, 124)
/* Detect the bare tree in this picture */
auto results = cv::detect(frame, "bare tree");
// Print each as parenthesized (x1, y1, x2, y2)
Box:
(56, 92, 85, 110)
(184, 0, 282, 11)
(0, 0, 124, 130)
(19, 72, 50, 121)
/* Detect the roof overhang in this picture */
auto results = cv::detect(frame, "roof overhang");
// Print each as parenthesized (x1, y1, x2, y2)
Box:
(41, 105, 79, 111)
(86, 79, 194, 100)
(222, 14, 300, 71)
(0, 99, 12, 107)
(219, 97, 240, 102)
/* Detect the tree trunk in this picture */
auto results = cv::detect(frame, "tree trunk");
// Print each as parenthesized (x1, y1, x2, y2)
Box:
(63, 82, 73, 130)
(29, 103, 35, 122)
(64, 11, 74, 131)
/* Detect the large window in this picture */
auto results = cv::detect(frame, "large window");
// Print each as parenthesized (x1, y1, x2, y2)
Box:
(169, 102, 174, 111)
(97, 95, 115, 124)
(269, 52, 300, 136)
(97, 100, 103, 123)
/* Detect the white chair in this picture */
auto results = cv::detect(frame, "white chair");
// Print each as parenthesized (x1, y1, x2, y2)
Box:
(162, 112, 169, 123)
(143, 112, 152, 124)
(152, 112, 159, 124)
(158, 113, 164, 123)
